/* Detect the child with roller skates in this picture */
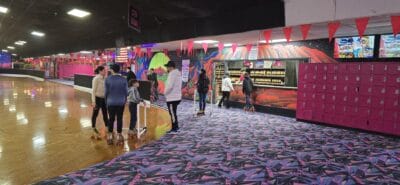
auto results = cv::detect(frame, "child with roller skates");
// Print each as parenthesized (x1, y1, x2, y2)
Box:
(127, 79, 145, 139)
(242, 72, 255, 112)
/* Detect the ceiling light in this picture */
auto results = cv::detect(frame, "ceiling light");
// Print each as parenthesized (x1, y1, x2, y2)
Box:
(67, 8, 91, 18)
(31, 31, 45, 37)
(7, 46, 15, 50)
(194, 40, 218, 44)
(0, 6, 8, 14)
(57, 53, 65, 56)
(12, 54, 17, 56)
(2, 49, 7, 52)
(80, 51, 91, 54)
(15, 41, 27, 45)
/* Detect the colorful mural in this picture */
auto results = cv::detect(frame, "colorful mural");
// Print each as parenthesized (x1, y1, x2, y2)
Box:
(0, 52, 12, 68)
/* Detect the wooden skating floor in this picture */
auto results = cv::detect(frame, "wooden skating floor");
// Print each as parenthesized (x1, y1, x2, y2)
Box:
(0, 77, 171, 185)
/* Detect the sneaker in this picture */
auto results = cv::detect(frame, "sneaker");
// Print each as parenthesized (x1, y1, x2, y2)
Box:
(167, 128, 179, 133)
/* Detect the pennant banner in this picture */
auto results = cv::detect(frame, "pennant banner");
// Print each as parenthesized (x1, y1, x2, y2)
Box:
(263, 30, 272, 44)
(391, 16, 400, 37)
(202, 43, 208, 54)
(355, 17, 369, 38)
(163, 49, 168, 56)
(283, 27, 292, 42)
(176, 49, 181, 57)
(328, 21, 341, 42)
(245, 44, 252, 52)
(135, 47, 141, 58)
(187, 40, 194, 56)
(300, 24, 311, 40)
(218, 42, 224, 54)
(232, 43, 238, 54)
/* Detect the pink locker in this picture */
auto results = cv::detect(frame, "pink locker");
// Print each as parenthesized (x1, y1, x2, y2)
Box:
(326, 94, 336, 104)
(348, 74, 361, 85)
(386, 75, 400, 87)
(297, 91, 306, 102)
(384, 97, 399, 111)
(336, 94, 348, 105)
(316, 84, 327, 93)
(360, 63, 373, 74)
(326, 85, 337, 94)
(360, 74, 373, 85)
(387, 63, 400, 75)
(386, 86, 400, 97)
(316, 73, 327, 83)
(327, 64, 338, 74)
(348, 94, 360, 107)
(347, 85, 359, 97)
(315, 93, 326, 104)
(371, 75, 386, 85)
(336, 85, 349, 95)
(299, 63, 307, 76)
(353, 107, 370, 130)
(316, 64, 327, 74)
(338, 64, 347, 74)
(359, 96, 372, 107)
(383, 111, 398, 135)
(371, 85, 386, 97)
(372, 63, 388, 75)
(359, 85, 372, 96)
(327, 73, 338, 84)
(371, 97, 385, 108)
(348, 63, 361, 74)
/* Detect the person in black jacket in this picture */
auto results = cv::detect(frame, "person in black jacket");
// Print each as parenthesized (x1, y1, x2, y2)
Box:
(242, 72, 254, 111)
(147, 68, 159, 101)
(126, 67, 136, 82)
(196, 69, 210, 115)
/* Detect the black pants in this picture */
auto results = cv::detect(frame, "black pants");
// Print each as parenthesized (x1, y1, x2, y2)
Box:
(92, 97, 108, 128)
(218, 91, 231, 108)
(107, 105, 125, 133)
(167, 101, 180, 130)
(129, 102, 138, 130)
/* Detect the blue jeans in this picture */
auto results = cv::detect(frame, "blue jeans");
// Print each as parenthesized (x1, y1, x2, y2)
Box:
(198, 92, 207, 111)
(245, 93, 252, 108)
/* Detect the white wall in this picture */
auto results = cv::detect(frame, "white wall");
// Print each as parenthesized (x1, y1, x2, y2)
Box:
(285, 0, 400, 26)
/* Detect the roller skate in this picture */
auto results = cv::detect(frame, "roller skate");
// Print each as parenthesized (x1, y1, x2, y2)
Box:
(197, 110, 205, 116)
(116, 133, 124, 146)
(90, 128, 101, 140)
(107, 132, 114, 145)
(128, 128, 137, 139)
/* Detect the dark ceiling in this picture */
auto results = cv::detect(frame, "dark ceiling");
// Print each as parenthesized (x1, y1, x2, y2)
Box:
(0, 0, 285, 57)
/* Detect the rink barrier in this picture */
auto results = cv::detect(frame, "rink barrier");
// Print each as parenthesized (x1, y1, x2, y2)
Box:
(0, 68, 45, 81)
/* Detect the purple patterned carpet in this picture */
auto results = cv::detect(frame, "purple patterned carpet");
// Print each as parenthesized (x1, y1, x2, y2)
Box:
(37, 99, 400, 184)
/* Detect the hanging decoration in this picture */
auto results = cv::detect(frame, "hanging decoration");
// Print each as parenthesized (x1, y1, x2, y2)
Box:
(283, 27, 292, 42)
(328, 21, 341, 42)
(300, 24, 311, 40)
(232, 43, 238, 54)
(218, 42, 224, 54)
(263, 30, 272, 44)
(135, 47, 141, 58)
(163, 49, 168, 56)
(245, 44, 253, 53)
(391, 15, 400, 37)
(355, 17, 369, 38)
(202, 43, 208, 54)
(176, 49, 181, 57)
(187, 40, 194, 56)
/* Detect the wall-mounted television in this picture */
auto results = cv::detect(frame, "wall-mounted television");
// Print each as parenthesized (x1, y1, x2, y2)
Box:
(379, 34, 400, 58)
(0, 52, 12, 68)
(334, 36, 375, 58)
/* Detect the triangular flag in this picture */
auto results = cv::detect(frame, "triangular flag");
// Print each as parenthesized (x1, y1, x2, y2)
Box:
(355, 17, 369, 38)
(328, 21, 341, 42)
(300, 24, 311, 40)
(187, 40, 194, 56)
(263, 30, 272, 44)
(232, 43, 238, 53)
(163, 49, 168, 56)
(245, 44, 252, 52)
(135, 47, 141, 58)
(202, 43, 208, 54)
(176, 49, 181, 57)
(218, 42, 224, 54)
(391, 16, 400, 37)
(283, 27, 292, 42)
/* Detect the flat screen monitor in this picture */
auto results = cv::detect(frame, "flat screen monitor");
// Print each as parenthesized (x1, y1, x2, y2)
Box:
(0, 52, 11, 68)
(334, 36, 375, 58)
(379, 34, 400, 58)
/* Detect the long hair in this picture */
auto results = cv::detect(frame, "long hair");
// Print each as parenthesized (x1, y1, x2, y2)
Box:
(94, 66, 105, 74)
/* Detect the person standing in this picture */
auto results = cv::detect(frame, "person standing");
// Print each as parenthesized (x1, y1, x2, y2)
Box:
(218, 72, 234, 108)
(105, 64, 128, 145)
(242, 72, 254, 111)
(147, 68, 159, 101)
(127, 79, 144, 138)
(164, 61, 182, 133)
(126, 67, 136, 82)
(91, 66, 108, 139)
(196, 69, 210, 115)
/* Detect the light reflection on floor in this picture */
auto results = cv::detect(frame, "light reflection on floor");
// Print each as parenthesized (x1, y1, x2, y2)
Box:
(0, 77, 171, 185)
